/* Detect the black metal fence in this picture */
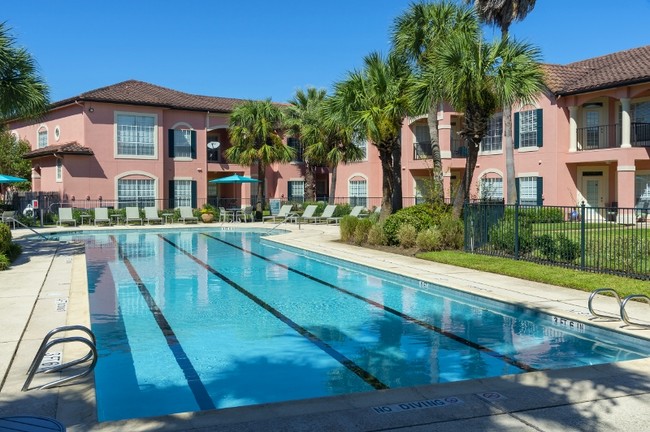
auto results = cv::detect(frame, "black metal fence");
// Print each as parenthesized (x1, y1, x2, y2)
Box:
(464, 201, 650, 280)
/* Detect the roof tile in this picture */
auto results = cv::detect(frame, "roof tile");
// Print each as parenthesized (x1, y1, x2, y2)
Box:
(23, 142, 94, 159)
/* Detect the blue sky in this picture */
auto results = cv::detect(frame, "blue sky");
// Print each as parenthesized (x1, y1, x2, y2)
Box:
(4, 0, 650, 103)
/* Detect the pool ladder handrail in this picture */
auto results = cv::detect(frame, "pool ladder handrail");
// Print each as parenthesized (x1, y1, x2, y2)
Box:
(588, 288, 650, 329)
(620, 294, 650, 329)
(265, 212, 299, 235)
(22, 325, 97, 391)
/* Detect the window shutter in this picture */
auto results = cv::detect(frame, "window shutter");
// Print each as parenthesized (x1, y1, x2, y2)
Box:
(190, 130, 197, 159)
(513, 112, 520, 149)
(515, 178, 520, 204)
(191, 181, 197, 208)
(536, 109, 543, 148)
(536, 177, 544, 206)
(168, 180, 175, 209)
(168, 129, 175, 158)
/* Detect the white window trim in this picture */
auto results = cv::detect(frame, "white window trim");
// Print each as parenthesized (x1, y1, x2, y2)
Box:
(37, 125, 48, 149)
(171, 122, 194, 161)
(114, 111, 158, 160)
(352, 139, 368, 162)
(517, 107, 540, 150)
(114, 170, 159, 202)
(347, 173, 369, 202)
(54, 125, 61, 142)
(478, 169, 504, 200)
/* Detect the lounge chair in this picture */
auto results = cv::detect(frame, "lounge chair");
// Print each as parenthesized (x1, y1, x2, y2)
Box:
(327, 205, 365, 225)
(218, 207, 234, 222)
(262, 204, 294, 223)
(1, 211, 16, 229)
(125, 207, 142, 225)
(58, 207, 76, 226)
(294, 205, 318, 223)
(144, 207, 162, 225)
(316, 205, 337, 224)
(94, 208, 111, 226)
(179, 206, 198, 224)
(238, 206, 254, 222)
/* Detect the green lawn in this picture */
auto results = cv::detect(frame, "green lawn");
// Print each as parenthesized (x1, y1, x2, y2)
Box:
(417, 250, 650, 298)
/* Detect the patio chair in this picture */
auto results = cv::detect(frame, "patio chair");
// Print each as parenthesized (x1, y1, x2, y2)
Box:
(327, 205, 365, 225)
(179, 206, 198, 224)
(315, 205, 337, 224)
(294, 205, 319, 223)
(238, 206, 254, 222)
(58, 207, 76, 226)
(1, 211, 16, 229)
(144, 207, 162, 225)
(125, 207, 143, 225)
(94, 208, 111, 226)
(218, 207, 234, 222)
(262, 204, 294, 223)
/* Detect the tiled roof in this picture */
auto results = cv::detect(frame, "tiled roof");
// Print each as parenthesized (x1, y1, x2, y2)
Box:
(543, 45, 650, 95)
(23, 142, 94, 159)
(52, 80, 251, 113)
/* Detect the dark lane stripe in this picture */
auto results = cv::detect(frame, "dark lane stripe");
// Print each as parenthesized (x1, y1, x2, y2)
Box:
(159, 234, 388, 390)
(204, 233, 538, 373)
(111, 236, 216, 411)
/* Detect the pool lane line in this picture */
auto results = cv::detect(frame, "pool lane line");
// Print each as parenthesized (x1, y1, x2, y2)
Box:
(111, 236, 216, 411)
(158, 234, 389, 391)
(203, 233, 538, 374)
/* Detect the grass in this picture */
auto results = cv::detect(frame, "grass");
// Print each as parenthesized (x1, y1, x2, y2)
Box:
(417, 250, 650, 299)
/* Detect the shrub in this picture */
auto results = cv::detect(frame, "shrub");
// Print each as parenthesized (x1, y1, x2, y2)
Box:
(416, 227, 443, 252)
(488, 217, 533, 255)
(0, 254, 9, 271)
(439, 212, 464, 249)
(533, 234, 557, 260)
(556, 235, 580, 263)
(397, 224, 418, 248)
(367, 222, 387, 246)
(339, 215, 359, 243)
(7, 243, 21, 262)
(353, 218, 373, 245)
(333, 203, 352, 218)
(0, 223, 11, 255)
(383, 204, 436, 245)
(504, 206, 564, 224)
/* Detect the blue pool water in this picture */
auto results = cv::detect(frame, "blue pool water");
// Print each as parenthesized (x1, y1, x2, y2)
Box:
(58, 229, 650, 421)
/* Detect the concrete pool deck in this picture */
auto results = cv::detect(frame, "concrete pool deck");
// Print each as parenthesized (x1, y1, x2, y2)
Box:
(0, 222, 649, 431)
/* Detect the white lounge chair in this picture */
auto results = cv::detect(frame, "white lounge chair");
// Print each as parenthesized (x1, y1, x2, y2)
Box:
(294, 205, 318, 223)
(125, 207, 142, 225)
(238, 206, 254, 222)
(94, 208, 111, 226)
(144, 207, 162, 225)
(1, 211, 16, 229)
(179, 206, 198, 224)
(58, 207, 76, 226)
(327, 205, 365, 225)
(316, 205, 337, 224)
(262, 204, 294, 223)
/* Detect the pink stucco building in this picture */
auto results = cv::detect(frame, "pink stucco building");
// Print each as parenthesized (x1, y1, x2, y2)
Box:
(7, 45, 650, 219)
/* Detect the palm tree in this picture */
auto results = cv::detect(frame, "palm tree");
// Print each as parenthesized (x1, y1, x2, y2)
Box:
(225, 99, 294, 209)
(468, 0, 537, 204)
(430, 30, 544, 216)
(393, 1, 478, 203)
(0, 22, 49, 120)
(285, 87, 327, 202)
(330, 52, 414, 217)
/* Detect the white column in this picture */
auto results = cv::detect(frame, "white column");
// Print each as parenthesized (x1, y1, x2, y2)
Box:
(621, 98, 631, 148)
(569, 106, 578, 152)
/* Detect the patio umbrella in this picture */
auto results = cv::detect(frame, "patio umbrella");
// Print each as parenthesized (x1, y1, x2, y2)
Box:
(0, 174, 27, 183)
(209, 174, 260, 183)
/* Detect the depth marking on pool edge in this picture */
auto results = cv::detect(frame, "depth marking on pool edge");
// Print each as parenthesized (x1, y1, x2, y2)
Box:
(158, 235, 388, 391)
(204, 234, 538, 374)
(111, 236, 216, 411)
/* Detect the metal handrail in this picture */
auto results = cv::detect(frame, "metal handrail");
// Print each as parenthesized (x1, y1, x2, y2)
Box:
(265, 212, 299, 235)
(22, 325, 97, 391)
(5, 217, 49, 240)
(588, 288, 628, 321)
(620, 294, 650, 329)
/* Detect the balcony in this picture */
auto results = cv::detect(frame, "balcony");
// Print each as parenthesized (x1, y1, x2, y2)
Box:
(451, 136, 467, 158)
(414, 141, 432, 159)
(576, 122, 650, 151)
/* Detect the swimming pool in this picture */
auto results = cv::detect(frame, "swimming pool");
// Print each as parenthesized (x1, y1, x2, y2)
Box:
(60, 229, 650, 421)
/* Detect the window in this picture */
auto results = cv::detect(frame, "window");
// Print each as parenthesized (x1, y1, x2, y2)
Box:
(349, 179, 367, 207)
(635, 174, 650, 206)
(481, 113, 503, 152)
(353, 138, 367, 161)
(414, 125, 430, 143)
(288, 180, 305, 202)
(515, 109, 543, 149)
(480, 177, 503, 201)
(517, 176, 542, 206)
(56, 159, 63, 182)
(169, 180, 194, 208)
(117, 178, 155, 208)
(287, 137, 303, 162)
(168, 128, 196, 158)
(117, 114, 156, 156)
(631, 102, 650, 143)
(414, 125, 432, 159)
(38, 128, 48, 148)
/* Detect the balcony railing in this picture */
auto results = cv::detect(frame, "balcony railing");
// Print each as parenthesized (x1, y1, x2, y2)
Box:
(576, 124, 619, 150)
(632, 122, 650, 147)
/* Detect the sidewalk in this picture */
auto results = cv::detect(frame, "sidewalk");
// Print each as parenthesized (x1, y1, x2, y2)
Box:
(0, 223, 649, 431)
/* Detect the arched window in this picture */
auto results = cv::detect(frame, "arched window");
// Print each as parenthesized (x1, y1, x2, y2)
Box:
(117, 172, 156, 208)
(37, 126, 48, 148)
(348, 175, 367, 207)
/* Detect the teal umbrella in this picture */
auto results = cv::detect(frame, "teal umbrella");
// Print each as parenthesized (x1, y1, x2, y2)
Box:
(209, 174, 259, 183)
(0, 174, 27, 184)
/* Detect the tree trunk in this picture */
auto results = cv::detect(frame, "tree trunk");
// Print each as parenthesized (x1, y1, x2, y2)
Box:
(304, 159, 316, 202)
(427, 100, 444, 202)
(504, 103, 517, 204)
(329, 165, 338, 205)
(379, 145, 394, 217)
(452, 135, 479, 218)
(391, 137, 403, 212)
(256, 160, 265, 208)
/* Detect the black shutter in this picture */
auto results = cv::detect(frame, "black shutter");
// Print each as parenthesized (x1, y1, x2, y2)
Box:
(190, 130, 197, 159)
(168, 129, 175, 158)
(536, 177, 544, 206)
(191, 181, 197, 208)
(536, 109, 543, 148)
(513, 112, 520, 149)
(168, 180, 175, 209)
